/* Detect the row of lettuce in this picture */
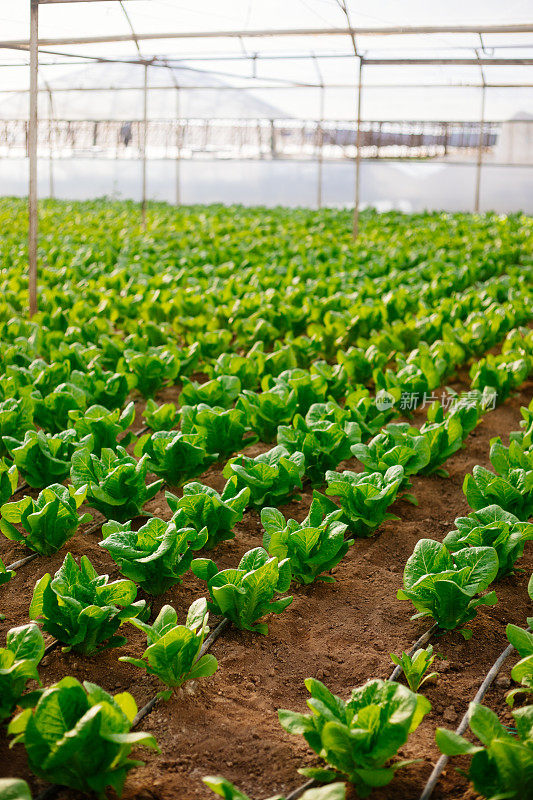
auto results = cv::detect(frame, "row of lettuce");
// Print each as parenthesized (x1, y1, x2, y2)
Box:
(0, 358, 532, 800)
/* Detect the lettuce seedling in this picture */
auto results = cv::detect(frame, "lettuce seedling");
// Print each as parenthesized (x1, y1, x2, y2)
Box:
(236, 386, 298, 442)
(261, 498, 352, 584)
(71, 445, 162, 522)
(398, 539, 498, 635)
(124, 346, 181, 398)
(68, 401, 135, 456)
(337, 344, 388, 385)
(135, 429, 213, 487)
(166, 479, 250, 549)
(0, 484, 91, 555)
(180, 375, 241, 409)
(0, 623, 45, 721)
(277, 415, 361, 486)
(100, 516, 208, 595)
(510, 397, 533, 449)
(0, 396, 34, 455)
(30, 553, 147, 654)
(119, 599, 218, 697)
(324, 466, 404, 537)
(8, 677, 159, 797)
(0, 457, 17, 505)
(223, 446, 305, 509)
(142, 398, 180, 431)
(192, 547, 292, 634)
(444, 505, 533, 579)
(3, 428, 79, 488)
(390, 645, 439, 693)
(181, 404, 255, 459)
(204, 776, 346, 800)
(279, 677, 430, 796)
(436, 702, 533, 800)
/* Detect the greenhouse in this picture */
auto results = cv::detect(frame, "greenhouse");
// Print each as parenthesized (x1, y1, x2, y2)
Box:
(0, 3, 532, 800)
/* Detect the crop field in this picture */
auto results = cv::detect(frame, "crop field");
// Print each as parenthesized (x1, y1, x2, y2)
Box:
(0, 197, 532, 800)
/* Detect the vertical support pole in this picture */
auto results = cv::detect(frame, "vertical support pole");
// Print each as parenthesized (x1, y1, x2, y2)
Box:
(474, 83, 486, 213)
(141, 62, 148, 228)
(28, 0, 39, 317)
(317, 84, 324, 210)
(353, 56, 364, 240)
(175, 87, 181, 206)
(46, 84, 55, 199)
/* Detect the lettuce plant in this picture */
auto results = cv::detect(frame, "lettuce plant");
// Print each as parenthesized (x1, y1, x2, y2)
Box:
(510, 397, 533, 449)
(223, 446, 305, 509)
(436, 702, 533, 800)
(124, 346, 181, 397)
(261, 498, 352, 584)
(351, 423, 430, 496)
(181, 404, 254, 459)
(324, 466, 404, 537)
(277, 415, 361, 485)
(210, 351, 262, 390)
(470, 353, 530, 402)
(71, 445, 162, 522)
(0, 484, 91, 555)
(180, 375, 241, 409)
(505, 574, 533, 707)
(0, 555, 14, 587)
(32, 381, 88, 433)
(266, 368, 328, 415)
(142, 398, 180, 431)
(0, 457, 17, 505)
(0, 779, 32, 799)
(390, 645, 439, 693)
(0, 623, 45, 721)
(79, 366, 132, 410)
(119, 599, 218, 697)
(30, 553, 147, 654)
(8, 677, 159, 797)
(310, 361, 348, 399)
(191, 547, 292, 634)
(100, 516, 208, 594)
(398, 539, 498, 635)
(203, 776, 346, 800)
(279, 677, 430, 796)
(236, 386, 298, 442)
(444, 505, 533, 579)
(463, 462, 533, 521)
(337, 344, 388, 385)
(419, 414, 466, 477)
(3, 428, 79, 488)
(166, 479, 250, 549)
(68, 401, 135, 455)
(0, 396, 34, 455)
(135, 430, 212, 487)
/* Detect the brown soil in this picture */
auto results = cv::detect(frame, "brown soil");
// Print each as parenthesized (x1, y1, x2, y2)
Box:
(1, 377, 532, 800)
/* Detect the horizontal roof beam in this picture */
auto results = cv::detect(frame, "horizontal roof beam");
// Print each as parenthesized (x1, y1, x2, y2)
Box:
(1, 23, 533, 49)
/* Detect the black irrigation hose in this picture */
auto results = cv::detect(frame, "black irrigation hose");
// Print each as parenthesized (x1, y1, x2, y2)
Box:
(12, 481, 30, 497)
(282, 623, 440, 800)
(6, 552, 39, 571)
(132, 617, 231, 728)
(418, 632, 530, 800)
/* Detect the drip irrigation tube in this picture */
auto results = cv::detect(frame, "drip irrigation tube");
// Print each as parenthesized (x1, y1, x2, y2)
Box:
(418, 634, 527, 800)
(6, 552, 39, 571)
(132, 617, 230, 728)
(12, 481, 30, 496)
